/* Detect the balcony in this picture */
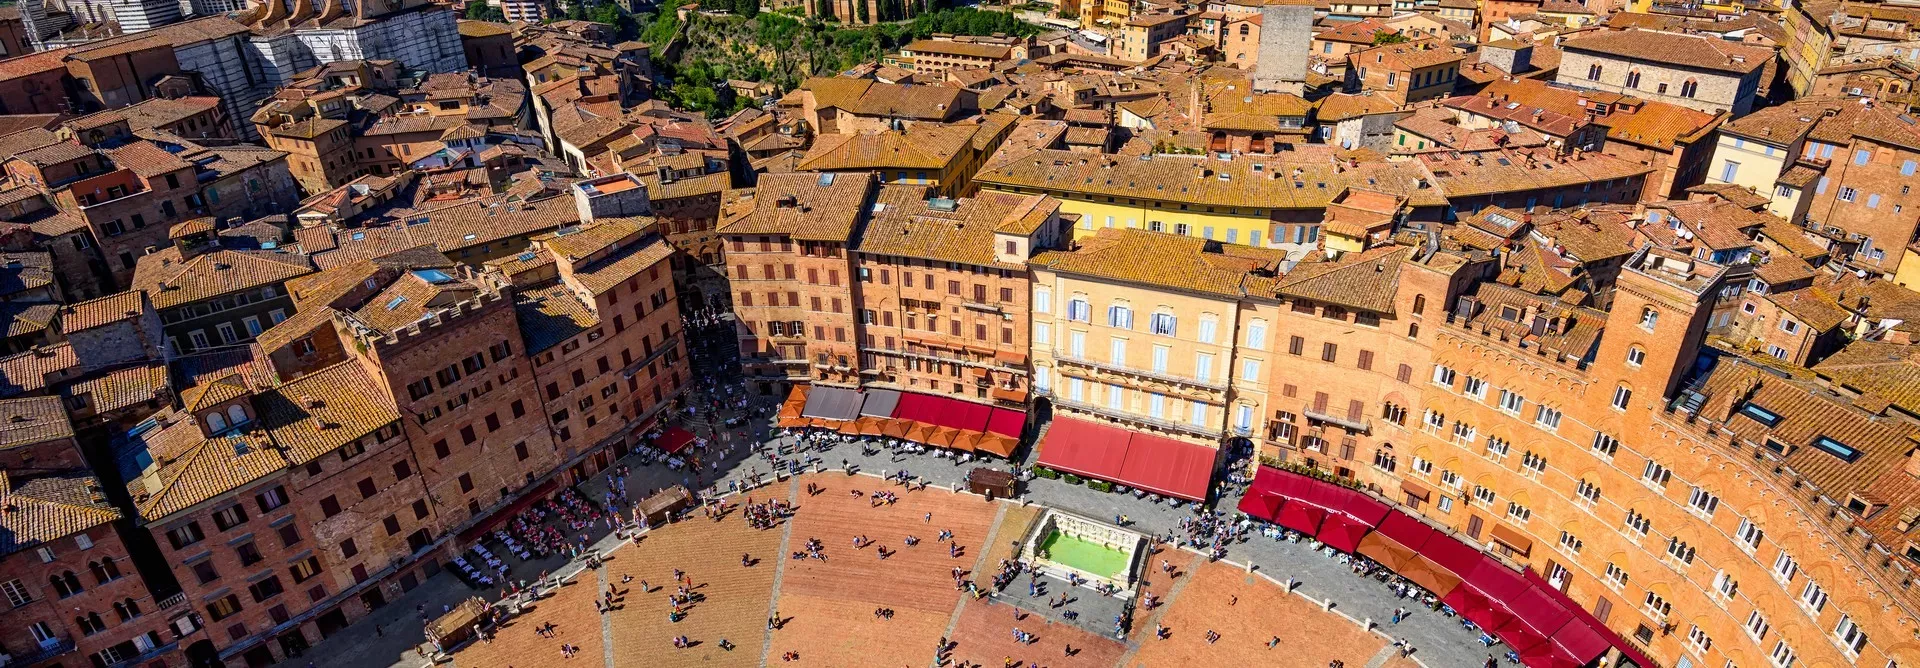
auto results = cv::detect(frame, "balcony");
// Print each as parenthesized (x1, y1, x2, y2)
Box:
(861, 345, 1028, 374)
(1051, 395, 1224, 439)
(1303, 404, 1372, 434)
(8, 635, 76, 665)
(1053, 350, 1227, 391)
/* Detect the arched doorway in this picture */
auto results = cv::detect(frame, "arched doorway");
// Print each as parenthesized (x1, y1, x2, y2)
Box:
(186, 639, 224, 668)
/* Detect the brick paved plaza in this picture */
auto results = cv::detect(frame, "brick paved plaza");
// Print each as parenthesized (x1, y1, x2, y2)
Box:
(444, 472, 1410, 668)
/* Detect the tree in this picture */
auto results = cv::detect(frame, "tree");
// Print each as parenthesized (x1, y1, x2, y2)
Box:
(738, 0, 758, 19)
(1371, 30, 1409, 45)
(464, 0, 505, 21)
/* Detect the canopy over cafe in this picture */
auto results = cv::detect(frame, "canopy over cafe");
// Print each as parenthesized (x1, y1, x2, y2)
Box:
(1239, 466, 1655, 668)
(775, 386, 1028, 457)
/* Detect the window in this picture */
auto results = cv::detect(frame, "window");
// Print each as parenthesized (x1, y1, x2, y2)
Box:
(1107, 305, 1133, 329)
(1604, 563, 1629, 591)
(1575, 479, 1601, 507)
(1686, 625, 1713, 655)
(1642, 460, 1672, 488)
(1840, 186, 1858, 202)
(1799, 580, 1828, 613)
(1533, 405, 1562, 431)
(1773, 551, 1799, 583)
(1462, 376, 1487, 400)
(1643, 591, 1672, 619)
(1197, 316, 1217, 344)
(1587, 63, 1602, 80)
(1711, 569, 1739, 601)
(1067, 297, 1089, 322)
(1812, 435, 1863, 462)
(1452, 421, 1478, 445)
(1150, 313, 1176, 336)
(1506, 501, 1531, 523)
(207, 594, 243, 621)
(1321, 342, 1338, 363)
(1721, 160, 1741, 183)
(1611, 385, 1631, 410)
(1735, 518, 1764, 551)
(1680, 78, 1698, 98)
(1666, 533, 1697, 564)
(256, 486, 288, 512)
(1497, 389, 1524, 414)
(1558, 530, 1582, 553)
(1591, 432, 1619, 460)
(1246, 320, 1267, 349)
(1835, 615, 1869, 657)
(1769, 640, 1796, 667)
(1624, 508, 1652, 538)
(1473, 485, 1496, 505)
(1411, 456, 1433, 475)
(1746, 610, 1770, 641)
(1625, 346, 1645, 367)
(1686, 486, 1720, 518)
(2, 579, 31, 607)
(1520, 451, 1547, 476)
(166, 522, 205, 549)
(1431, 364, 1456, 387)
(1639, 307, 1658, 330)
(1240, 358, 1260, 381)
(213, 504, 248, 530)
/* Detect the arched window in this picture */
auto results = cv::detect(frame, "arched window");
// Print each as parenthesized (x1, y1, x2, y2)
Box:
(51, 571, 82, 598)
(227, 404, 249, 427)
(1412, 294, 1425, 315)
(205, 412, 227, 433)
(113, 597, 142, 621)
(1680, 78, 1699, 98)
(1626, 345, 1646, 367)
(1587, 63, 1602, 80)
(89, 557, 120, 584)
(1625, 70, 1641, 89)
(1639, 307, 1659, 330)
(1238, 23, 1249, 35)
(1408, 322, 1420, 338)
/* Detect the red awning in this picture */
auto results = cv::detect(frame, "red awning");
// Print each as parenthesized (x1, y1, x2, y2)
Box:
(1374, 512, 1440, 553)
(1420, 531, 1486, 580)
(656, 427, 696, 454)
(1038, 417, 1214, 502)
(1316, 513, 1373, 553)
(1328, 488, 1391, 527)
(984, 408, 1026, 438)
(1523, 569, 1650, 668)
(1502, 584, 1573, 646)
(1237, 489, 1284, 521)
(890, 393, 944, 424)
(1037, 417, 1130, 482)
(1276, 501, 1327, 535)
(1115, 432, 1216, 501)
(947, 399, 993, 433)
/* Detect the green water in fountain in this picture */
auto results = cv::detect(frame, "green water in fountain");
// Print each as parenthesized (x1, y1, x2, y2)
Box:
(1038, 530, 1130, 578)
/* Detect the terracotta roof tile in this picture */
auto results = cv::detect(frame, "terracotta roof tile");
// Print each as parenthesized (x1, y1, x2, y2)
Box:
(1031, 227, 1283, 298)
(0, 471, 119, 557)
(1560, 30, 1770, 74)
(65, 363, 167, 415)
(718, 171, 877, 241)
(131, 249, 314, 310)
(0, 396, 74, 450)
(257, 361, 400, 465)
(514, 282, 598, 354)
(59, 291, 147, 332)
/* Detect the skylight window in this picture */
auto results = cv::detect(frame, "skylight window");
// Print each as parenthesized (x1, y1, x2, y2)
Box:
(385, 296, 408, 310)
(1811, 436, 1862, 463)
(1740, 403, 1782, 427)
